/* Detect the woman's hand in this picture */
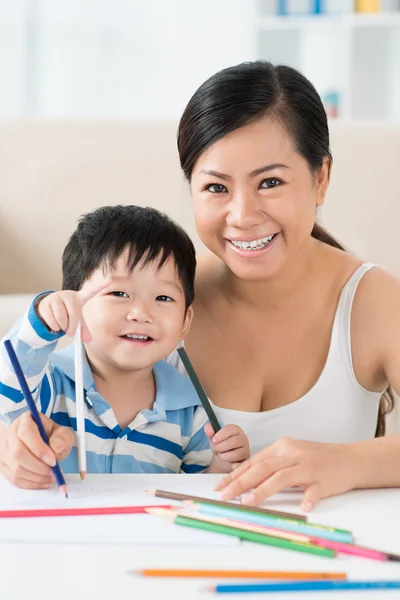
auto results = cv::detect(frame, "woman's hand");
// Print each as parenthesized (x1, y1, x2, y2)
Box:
(214, 437, 360, 511)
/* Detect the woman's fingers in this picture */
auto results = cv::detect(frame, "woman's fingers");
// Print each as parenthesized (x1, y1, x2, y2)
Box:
(214, 459, 252, 490)
(301, 483, 321, 512)
(240, 465, 306, 505)
(220, 456, 295, 501)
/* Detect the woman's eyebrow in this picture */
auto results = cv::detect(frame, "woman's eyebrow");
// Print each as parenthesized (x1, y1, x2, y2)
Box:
(250, 163, 290, 177)
(199, 169, 231, 181)
(199, 164, 290, 180)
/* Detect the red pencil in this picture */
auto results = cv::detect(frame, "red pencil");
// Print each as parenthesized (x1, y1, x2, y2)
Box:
(0, 505, 174, 518)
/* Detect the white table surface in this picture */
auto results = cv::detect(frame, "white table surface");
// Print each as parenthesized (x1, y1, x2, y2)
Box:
(2, 474, 400, 600)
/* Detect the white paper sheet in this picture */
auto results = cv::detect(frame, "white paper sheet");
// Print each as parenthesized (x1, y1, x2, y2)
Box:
(0, 474, 240, 546)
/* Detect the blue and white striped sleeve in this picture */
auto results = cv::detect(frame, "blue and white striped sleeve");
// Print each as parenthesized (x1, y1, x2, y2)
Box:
(181, 406, 212, 473)
(0, 296, 62, 424)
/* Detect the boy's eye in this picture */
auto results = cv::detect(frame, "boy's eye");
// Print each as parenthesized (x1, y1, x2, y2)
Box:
(259, 178, 282, 189)
(205, 183, 227, 194)
(156, 295, 173, 302)
(110, 291, 129, 298)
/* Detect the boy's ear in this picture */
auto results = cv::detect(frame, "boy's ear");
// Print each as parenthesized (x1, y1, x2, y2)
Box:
(181, 306, 194, 339)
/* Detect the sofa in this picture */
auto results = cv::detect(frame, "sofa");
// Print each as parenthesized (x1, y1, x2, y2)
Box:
(0, 119, 399, 432)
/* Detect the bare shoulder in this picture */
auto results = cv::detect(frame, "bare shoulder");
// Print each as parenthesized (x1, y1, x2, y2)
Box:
(350, 264, 400, 389)
(353, 265, 400, 314)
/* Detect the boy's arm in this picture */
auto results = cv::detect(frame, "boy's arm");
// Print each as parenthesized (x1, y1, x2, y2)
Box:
(181, 406, 213, 473)
(0, 295, 63, 423)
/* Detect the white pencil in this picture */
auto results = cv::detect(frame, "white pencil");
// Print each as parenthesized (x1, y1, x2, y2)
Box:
(74, 322, 86, 481)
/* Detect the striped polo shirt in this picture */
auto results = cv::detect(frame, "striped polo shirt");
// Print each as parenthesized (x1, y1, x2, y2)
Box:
(0, 299, 212, 474)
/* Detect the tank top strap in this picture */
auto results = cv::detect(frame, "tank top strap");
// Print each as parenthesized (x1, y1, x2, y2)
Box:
(331, 262, 377, 371)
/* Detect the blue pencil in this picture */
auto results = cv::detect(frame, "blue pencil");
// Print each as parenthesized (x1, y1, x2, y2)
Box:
(4, 339, 68, 498)
(193, 503, 353, 543)
(210, 580, 400, 594)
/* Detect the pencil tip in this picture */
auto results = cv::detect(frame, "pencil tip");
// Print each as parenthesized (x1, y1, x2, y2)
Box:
(79, 471, 86, 482)
(388, 554, 400, 562)
(60, 484, 68, 498)
(147, 489, 156, 496)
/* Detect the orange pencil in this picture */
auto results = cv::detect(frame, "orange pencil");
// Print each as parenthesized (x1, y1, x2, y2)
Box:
(133, 569, 347, 580)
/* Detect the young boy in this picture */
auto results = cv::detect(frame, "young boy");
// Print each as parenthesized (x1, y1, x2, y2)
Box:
(0, 205, 249, 489)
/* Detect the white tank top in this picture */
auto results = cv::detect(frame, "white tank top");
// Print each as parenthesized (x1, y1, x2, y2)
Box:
(166, 264, 383, 456)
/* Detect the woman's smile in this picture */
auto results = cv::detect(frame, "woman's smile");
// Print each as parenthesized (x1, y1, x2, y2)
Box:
(227, 233, 280, 257)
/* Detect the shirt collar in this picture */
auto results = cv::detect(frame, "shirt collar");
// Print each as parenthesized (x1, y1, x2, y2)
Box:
(50, 345, 201, 411)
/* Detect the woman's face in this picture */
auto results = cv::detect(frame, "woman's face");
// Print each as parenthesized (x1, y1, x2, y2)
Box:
(190, 117, 329, 281)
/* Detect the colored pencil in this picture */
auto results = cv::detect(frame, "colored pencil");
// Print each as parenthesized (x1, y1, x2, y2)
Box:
(309, 537, 400, 562)
(4, 339, 68, 498)
(74, 322, 86, 481)
(173, 510, 309, 543)
(177, 344, 221, 432)
(0, 505, 174, 518)
(145, 508, 336, 558)
(147, 489, 307, 521)
(135, 569, 347, 580)
(191, 503, 353, 543)
(179, 509, 400, 563)
(208, 580, 400, 594)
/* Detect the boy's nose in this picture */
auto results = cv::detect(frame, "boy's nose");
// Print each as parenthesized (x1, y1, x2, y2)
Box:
(126, 302, 153, 323)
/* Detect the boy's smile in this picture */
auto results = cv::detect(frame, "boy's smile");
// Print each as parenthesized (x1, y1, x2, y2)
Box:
(81, 250, 193, 379)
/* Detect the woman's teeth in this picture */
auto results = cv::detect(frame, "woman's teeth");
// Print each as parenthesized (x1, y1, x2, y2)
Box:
(126, 334, 149, 340)
(231, 234, 276, 250)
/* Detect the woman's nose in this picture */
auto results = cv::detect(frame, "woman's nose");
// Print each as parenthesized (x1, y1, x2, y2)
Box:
(225, 191, 264, 229)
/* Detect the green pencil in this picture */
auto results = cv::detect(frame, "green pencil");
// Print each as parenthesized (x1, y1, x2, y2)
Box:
(147, 508, 336, 558)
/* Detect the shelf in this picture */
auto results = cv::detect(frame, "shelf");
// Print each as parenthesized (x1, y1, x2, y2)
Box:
(257, 12, 400, 30)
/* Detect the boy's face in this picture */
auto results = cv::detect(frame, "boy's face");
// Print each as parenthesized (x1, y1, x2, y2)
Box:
(81, 251, 192, 375)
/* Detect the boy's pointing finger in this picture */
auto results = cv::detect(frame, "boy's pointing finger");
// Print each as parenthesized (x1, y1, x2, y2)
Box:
(77, 278, 113, 305)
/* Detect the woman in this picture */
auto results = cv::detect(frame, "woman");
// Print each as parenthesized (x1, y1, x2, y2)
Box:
(168, 60, 400, 511)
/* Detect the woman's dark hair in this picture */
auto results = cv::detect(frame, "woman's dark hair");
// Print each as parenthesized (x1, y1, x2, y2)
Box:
(177, 60, 393, 435)
(62, 205, 196, 311)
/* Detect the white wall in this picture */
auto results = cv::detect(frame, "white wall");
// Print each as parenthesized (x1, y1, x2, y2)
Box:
(0, 0, 256, 119)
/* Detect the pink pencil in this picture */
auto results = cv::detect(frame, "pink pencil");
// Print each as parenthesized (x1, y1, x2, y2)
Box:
(0, 505, 174, 518)
(310, 537, 398, 562)
(223, 517, 400, 562)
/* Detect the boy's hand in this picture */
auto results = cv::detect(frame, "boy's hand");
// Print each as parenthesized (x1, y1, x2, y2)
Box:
(0, 412, 74, 489)
(205, 422, 250, 473)
(37, 279, 112, 343)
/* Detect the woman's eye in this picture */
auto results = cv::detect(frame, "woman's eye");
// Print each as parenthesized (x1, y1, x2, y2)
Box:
(205, 183, 227, 194)
(110, 291, 129, 298)
(156, 295, 173, 302)
(259, 178, 282, 189)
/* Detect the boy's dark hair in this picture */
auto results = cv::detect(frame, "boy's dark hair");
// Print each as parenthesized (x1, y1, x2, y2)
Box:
(62, 205, 196, 310)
